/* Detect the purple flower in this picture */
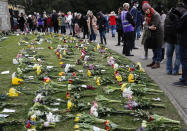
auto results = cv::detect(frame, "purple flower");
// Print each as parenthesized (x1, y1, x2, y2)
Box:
(89, 64, 94, 70)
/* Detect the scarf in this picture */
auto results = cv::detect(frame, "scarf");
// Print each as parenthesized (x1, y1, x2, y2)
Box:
(146, 8, 154, 25)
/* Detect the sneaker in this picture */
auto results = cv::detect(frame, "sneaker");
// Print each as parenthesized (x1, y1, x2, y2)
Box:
(160, 59, 165, 64)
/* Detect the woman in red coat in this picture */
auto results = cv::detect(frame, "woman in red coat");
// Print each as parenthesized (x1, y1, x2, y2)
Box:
(109, 11, 117, 37)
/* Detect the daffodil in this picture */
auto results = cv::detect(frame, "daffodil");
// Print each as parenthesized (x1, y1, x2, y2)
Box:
(74, 125, 79, 129)
(94, 47, 97, 52)
(74, 116, 80, 122)
(88, 70, 92, 77)
(8, 88, 19, 97)
(36, 66, 41, 75)
(59, 72, 64, 76)
(96, 77, 101, 86)
(121, 83, 128, 92)
(116, 75, 122, 82)
(128, 73, 135, 83)
(97, 44, 100, 49)
(12, 77, 24, 85)
(136, 62, 145, 72)
(67, 100, 72, 111)
(63, 50, 66, 55)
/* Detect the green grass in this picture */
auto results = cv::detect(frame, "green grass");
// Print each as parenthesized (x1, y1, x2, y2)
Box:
(0, 34, 186, 131)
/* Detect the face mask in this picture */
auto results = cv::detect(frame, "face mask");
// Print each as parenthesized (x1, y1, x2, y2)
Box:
(136, 4, 139, 8)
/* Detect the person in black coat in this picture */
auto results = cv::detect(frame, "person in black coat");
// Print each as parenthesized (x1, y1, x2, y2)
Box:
(82, 15, 89, 39)
(97, 12, 107, 44)
(52, 10, 59, 33)
(18, 13, 25, 32)
(174, 0, 187, 86)
(115, 7, 123, 46)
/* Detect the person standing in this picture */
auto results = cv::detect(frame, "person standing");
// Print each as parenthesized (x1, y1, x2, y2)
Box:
(67, 11, 73, 35)
(52, 10, 59, 33)
(47, 15, 53, 33)
(58, 12, 67, 34)
(174, 0, 187, 86)
(87, 11, 97, 42)
(37, 15, 44, 32)
(115, 7, 123, 46)
(97, 12, 107, 44)
(109, 11, 116, 37)
(18, 13, 25, 32)
(121, 3, 135, 56)
(82, 15, 89, 39)
(130, 0, 139, 49)
(142, 3, 164, 69)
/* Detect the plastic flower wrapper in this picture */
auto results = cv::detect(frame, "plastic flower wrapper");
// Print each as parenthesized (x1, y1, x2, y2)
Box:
(102, 86, 121, 94)
(122, 87, 133, 98)
(113, 63, 119, 71)
(105, 120, 136, 131)
(74, 123, 106, 131)
(95, 95, 121, 103)
(136, 62, 145, 73)
(74, 113, 106, 124)
(107, 56, 115, 66)
(90, 101, 98, 117)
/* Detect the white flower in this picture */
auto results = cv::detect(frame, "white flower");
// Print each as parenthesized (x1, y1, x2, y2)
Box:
(141, 120, 147, 128)
(122, 87, 133, 98)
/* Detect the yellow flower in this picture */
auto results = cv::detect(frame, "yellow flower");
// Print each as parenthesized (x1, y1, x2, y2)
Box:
(96, 77, 101, 86)
(105, 48, 108, 50)
(121, 83, 128, 91)
(97, 44, 100, 49)
(60, 61, 63, 65)
(88, 70, 92, 77)
(59, 72, 65, 76)
(76, 114, 81, 117)
(116, 75, 122, 82)
(36, 66, 41, 75)
(67, 100, 72, 111)
(8, 88, 19, 97)
(74, 117, 80, 122)
(94, 48, 96, 52)
(27, 44, 31, 48)
(84, 47, 88, 50)
(63, 50, 66, 55)
(74, 125, 79, 129)
(12, 77, 24, 85)
(136, 62, 145, 72)
(128, 73, 135, 83)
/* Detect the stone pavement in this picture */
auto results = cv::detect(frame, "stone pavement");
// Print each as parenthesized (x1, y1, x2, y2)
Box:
(103, 32, 187, 125)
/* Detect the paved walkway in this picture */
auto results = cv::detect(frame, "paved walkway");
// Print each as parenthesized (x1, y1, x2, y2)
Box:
(104, 32, 187, 125)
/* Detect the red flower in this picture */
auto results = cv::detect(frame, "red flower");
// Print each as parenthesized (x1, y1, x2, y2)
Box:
(69, 79, 73, 84)
(130, 67, 135, 71)
(73, 72, 76, 77)
(149, 116, 154, 122)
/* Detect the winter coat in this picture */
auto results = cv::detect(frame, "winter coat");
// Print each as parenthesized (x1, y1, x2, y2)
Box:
(177, 8, 187, 47)
(58, 16, 66, 27)
(116, 14, 122, 31)
(141, 9, 164, 49)
(109, 15, 116, 26)
(97, 15, 107, 31)
(87, 15, 98, 34)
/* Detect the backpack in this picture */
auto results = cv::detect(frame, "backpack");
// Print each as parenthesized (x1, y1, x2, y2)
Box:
(164, 8, 181, 35)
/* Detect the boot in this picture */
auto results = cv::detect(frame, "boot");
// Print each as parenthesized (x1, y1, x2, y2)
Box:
(146, 62, 155, 67)
(152, 62, 160, 69)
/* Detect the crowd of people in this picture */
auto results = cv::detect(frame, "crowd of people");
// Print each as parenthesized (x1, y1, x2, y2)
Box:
(9, 0, 187, 86)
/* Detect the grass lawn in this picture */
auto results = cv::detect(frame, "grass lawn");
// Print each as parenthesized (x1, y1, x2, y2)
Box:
(0, 34, 186, 131)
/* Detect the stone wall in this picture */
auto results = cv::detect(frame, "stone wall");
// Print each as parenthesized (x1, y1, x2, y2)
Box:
(0, 0, 10, 31)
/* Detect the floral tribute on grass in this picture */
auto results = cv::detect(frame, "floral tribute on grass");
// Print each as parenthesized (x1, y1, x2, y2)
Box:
(0, 32, 184, 131)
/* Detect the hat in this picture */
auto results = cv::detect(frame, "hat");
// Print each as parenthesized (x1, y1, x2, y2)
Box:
(142, 3, 151, 11)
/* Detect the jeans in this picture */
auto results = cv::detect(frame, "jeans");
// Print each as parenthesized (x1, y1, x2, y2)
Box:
(136, 25, 141, 40)
(180, 45, 187, 81)
(166, 43, 180, 74)
(99, 30, 106, 44)
(90, 28, 96, 41)
(152, 47, 162, 63)
(111, 25, 116, 36)
(117, 30, 123, 45)
(60, 26, 66, 34)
